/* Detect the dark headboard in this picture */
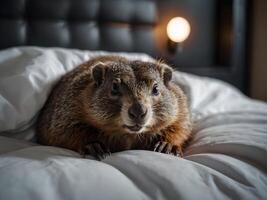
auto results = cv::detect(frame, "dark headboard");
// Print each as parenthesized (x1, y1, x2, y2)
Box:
(0, 0, 249, 93)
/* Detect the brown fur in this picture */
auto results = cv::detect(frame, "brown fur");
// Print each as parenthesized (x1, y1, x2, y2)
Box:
(36, 56, 192, 156)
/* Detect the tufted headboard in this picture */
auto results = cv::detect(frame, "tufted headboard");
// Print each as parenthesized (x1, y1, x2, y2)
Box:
(0, 0, 249, 93)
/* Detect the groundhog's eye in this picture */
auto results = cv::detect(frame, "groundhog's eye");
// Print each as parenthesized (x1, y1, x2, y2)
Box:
(152, 84, 159, 96)
(111, 82, 120, 96)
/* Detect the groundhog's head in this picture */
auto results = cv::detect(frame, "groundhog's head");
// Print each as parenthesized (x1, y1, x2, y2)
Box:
(84, 58, 182, 135)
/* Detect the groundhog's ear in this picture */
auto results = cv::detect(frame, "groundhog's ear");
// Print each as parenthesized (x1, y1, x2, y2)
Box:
(91, 62, 107, 86)
(158, 63, 173, 86)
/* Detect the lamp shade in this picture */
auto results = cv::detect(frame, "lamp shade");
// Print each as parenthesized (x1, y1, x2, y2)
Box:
(167, 17, 191, 43)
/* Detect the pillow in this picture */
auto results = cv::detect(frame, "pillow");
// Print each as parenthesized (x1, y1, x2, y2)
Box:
(172, 71, 267, 120)
(0, 47, 153, 133)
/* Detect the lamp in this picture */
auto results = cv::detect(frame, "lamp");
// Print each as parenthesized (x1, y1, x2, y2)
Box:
(167, 17, 191, 53)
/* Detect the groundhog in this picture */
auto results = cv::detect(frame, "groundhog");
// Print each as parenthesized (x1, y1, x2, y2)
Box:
(36, 56, 192, 160)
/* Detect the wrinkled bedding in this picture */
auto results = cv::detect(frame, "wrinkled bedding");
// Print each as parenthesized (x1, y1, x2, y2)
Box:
(0, 47, 267, 200)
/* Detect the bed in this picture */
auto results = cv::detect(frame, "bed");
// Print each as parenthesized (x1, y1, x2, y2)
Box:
(0, 0, 267, 200)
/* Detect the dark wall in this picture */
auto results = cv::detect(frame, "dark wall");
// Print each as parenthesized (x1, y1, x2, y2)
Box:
(155, 0, 218, 68)
(250, 0, 267, 101)
(155, 0, 248, 94)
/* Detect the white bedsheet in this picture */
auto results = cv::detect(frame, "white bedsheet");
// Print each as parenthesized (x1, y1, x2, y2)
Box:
(0, 47, 267, 200)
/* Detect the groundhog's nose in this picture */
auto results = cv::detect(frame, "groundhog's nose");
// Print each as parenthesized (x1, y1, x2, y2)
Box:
(128, 102, 148, 122)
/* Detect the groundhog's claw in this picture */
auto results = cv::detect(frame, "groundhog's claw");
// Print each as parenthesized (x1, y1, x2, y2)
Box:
(85, 142, 111, 160)
(153, 141, 181, 157)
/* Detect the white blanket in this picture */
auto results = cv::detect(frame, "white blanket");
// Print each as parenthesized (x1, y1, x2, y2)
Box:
(0, 47, 267, 200)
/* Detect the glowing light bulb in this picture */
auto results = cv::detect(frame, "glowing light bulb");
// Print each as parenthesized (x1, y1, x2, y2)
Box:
(167, 17, 191, 43)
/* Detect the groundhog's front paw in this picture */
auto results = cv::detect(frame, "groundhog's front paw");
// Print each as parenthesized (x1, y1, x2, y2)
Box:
(153, 141, 182, 157)
(85, 142, 111, 160)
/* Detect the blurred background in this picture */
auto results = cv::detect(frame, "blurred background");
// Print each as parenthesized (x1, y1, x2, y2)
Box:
(250, 0, 267, 102)
(156, 0, 267, 102)
(0, 0, 266, 101)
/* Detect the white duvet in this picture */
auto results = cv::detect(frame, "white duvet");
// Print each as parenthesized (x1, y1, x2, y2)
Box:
(0, 47, 267, 200)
